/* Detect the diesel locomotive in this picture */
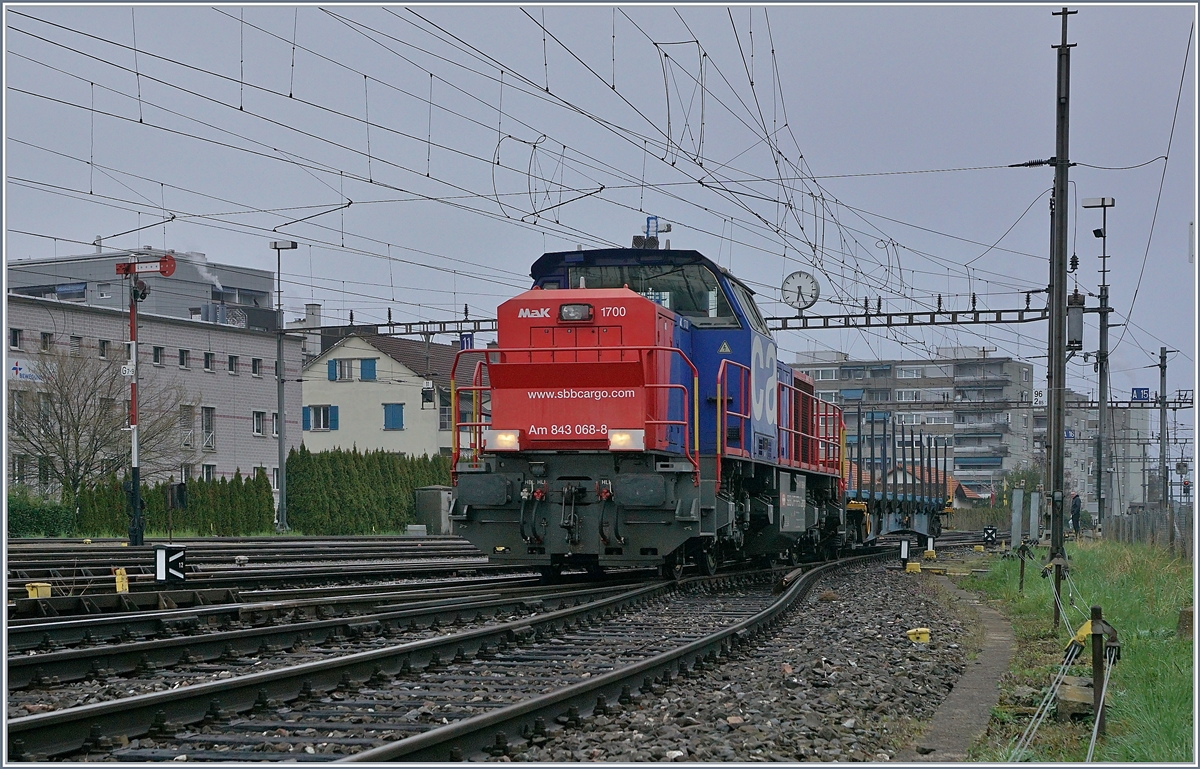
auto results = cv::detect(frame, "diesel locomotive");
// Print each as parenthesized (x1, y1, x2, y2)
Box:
(448, 246, 854, 579)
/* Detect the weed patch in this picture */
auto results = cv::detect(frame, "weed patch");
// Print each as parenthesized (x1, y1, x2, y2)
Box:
(954, 540, 1193, 762)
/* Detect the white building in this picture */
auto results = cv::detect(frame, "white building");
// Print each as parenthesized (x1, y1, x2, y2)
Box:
(7, 293, 302, 498)
(300, 335, 486, 457)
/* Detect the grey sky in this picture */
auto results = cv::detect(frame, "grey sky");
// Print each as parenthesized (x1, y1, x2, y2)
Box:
(5, 4, 1195, 437)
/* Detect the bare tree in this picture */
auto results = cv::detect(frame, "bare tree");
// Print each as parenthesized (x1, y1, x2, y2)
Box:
(8, 347, 193, 502)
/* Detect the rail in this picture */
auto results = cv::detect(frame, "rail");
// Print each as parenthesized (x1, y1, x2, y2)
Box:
(450, 345, 700, 485)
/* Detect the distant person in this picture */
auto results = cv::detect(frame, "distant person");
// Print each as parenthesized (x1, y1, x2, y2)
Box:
(1070, 493, 1082, 539)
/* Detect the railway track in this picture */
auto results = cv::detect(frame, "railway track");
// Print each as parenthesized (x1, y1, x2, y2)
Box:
(7, 536, 487, 603)
(7, 552, 887, 761)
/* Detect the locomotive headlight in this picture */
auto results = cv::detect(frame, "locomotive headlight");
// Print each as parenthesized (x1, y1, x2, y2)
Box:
(558, 303, 593, 322)
(484, 429, 521, 451)
(608, 429, 644, 451)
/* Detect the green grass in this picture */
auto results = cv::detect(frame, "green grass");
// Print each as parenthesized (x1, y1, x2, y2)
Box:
(954, 539, 1193, 762)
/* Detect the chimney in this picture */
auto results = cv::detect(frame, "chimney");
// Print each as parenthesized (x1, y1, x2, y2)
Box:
(305, 303, 322, 328)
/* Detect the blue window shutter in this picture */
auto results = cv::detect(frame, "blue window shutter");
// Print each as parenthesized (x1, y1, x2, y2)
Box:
(302, 406, 311, 431)
(327, 359, 337, 380)
(383, 403, 403, 430)
(329, 405, 339, 431)
(360, 358, 376, 381)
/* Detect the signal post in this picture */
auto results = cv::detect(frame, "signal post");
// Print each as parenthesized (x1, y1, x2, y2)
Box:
(115, 253, 176, 545)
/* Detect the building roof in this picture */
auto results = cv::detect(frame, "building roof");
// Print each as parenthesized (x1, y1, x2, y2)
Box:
(6, 292, 284, 339)
(318, 333, 489, 389)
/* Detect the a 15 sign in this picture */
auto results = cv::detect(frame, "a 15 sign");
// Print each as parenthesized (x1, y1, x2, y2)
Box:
(1131, 387, 1150, 402)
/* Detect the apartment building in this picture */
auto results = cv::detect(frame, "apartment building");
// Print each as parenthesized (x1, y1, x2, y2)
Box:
(1033, 389, 1152, 514)
(6, 294, 302, 498)
(9, 247, 277, 330)
(796, 347, 1035, 497)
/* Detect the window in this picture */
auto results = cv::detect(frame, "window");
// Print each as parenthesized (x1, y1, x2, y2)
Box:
(180, 463, 193, 481)
(383, 403, 405, 430)
(228, 355, 239, 375)
(814, 368, 838, 381)
(1023, 369, 1031, 382)
(99, 340, 111, 359)
(98, 283, 112, 299)
(271, 467, 279, 490)
(179, 405, 194, 447)
(38, 456, 53, 491)
(201, 406, 216, 450)
(439, 403, 453, 431)
(338, 359, 355, 380)
(9, 328, 22, 350)
(925, 412, 953, 425)
(69, 336, 81, 356)
(202, 463, 216, 482)
(1020, 390, 1029, 402)
(897, 367, 922, 379)
(251, 358, 262, 377)
(926, 388, 953, 402)
(10, 389, 29, 420)
(869, 367, 890, 379)
(203, 352, 215, 371)
(11, 454, 29, 486)
(897, 412, 920, 424)
(866, 389, 891, 403)
(272, 412, 279, 437)
(304, 404, 337, 431)
(895, 389, 921, 402)
(252, 410, 265, 435)
(179, 349, 190, 369)
(40, 332, 53, 352)
(39, 392, 52, 423)
(564, 263, 737, 327)
(841, 368, 865, 380)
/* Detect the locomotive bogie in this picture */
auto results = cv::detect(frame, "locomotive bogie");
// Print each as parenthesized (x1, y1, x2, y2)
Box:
(451, 452, 703, 571)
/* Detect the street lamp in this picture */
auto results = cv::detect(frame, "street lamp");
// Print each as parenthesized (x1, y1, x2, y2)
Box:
(270, 240, 297, 530)
(1082, 197, 1114, 534)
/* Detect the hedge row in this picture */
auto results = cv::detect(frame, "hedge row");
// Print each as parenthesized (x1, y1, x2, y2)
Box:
(285, 446, 450, 535)
(9, 447, 452, 538)
(7, 486, 74, 537)
(71, 470, 275, 537)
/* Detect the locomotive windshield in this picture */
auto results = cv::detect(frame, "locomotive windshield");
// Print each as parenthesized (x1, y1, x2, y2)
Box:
(567, 264, 739, 328)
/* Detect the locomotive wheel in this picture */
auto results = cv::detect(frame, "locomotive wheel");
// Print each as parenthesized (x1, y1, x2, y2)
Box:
(698, 545, 718, 577)
(661, 551, 685, 581)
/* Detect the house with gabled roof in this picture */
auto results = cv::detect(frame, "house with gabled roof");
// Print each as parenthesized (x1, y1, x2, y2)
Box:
(300, 334, 488, 457)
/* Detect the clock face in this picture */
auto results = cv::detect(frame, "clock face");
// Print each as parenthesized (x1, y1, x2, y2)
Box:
(781, 271, 819, 310)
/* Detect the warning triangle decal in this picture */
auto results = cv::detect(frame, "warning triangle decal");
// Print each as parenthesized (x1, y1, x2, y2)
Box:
(717, 341, 731, 354)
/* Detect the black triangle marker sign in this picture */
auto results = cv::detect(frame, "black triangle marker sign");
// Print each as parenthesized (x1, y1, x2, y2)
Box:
(717, 341, 731, 354)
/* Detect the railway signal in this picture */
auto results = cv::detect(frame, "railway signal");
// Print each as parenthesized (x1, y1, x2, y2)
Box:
(116, 254, 176, 545)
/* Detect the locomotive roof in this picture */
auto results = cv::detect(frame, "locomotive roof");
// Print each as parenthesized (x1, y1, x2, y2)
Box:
(530, 248, 757, 295)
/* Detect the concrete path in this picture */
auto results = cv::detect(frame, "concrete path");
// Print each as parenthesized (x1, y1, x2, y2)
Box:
(895, 575, 1015, 762)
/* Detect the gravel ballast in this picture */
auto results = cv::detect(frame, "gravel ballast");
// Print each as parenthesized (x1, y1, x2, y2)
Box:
(501, 561, 974, 762)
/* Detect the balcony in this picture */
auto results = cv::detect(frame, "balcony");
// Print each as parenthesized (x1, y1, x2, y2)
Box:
(954, 373, 1012, 386)
(954, 444, 1010, 456)
(954, 422, 1010, 434)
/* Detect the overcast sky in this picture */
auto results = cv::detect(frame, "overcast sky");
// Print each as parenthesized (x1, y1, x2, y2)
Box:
(5, 4, 1195, 437)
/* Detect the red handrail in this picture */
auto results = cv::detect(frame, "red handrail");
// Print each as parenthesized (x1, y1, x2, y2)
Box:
(715, 359, 751, 493)
(777, 381, 843, 477)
